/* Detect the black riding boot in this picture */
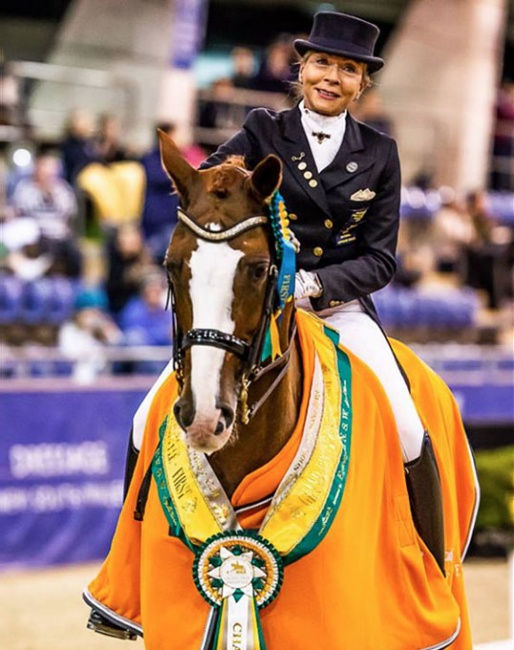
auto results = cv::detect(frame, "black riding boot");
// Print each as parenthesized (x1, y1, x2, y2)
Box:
(405, 432, 446, 574)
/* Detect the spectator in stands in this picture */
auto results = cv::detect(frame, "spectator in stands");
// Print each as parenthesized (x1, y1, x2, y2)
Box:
(60, 109, 98, 185)
(230, 46, 257, 89)
(58, 286, 123, 384)
(198, 77, 238, 129)
(105, 222, 156, 318)
(462, 189, 510, 310)
(140, 123, 205, 262)
(252, 36, 295, 94)
(94, 113, 128, 165)
(119, 271, 171, 346)
(118, 270, 171, 374)
(351, 87, 394, 136)
(1, 218, 53, 281)
(431, 187, 474, 274)
(466, 189, 498, 245)
(10, 151, 83, 278)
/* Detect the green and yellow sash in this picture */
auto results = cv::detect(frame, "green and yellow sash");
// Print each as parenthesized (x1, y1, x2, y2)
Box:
(152, 322, 352, 650)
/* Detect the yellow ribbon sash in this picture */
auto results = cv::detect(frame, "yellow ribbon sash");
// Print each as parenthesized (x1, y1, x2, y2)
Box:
(152, 315, 353, 649)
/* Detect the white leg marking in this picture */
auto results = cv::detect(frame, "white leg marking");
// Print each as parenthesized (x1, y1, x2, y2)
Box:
(189, 240, 244, 419)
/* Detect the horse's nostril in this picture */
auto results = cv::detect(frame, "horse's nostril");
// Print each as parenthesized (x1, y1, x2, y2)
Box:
(213, 405, 234, 435)
(173, 402, 183, 427)
(220, 405, 234, 428)
(174, 399, 194, 429)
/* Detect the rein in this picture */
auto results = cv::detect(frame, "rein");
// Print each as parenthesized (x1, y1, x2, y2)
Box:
(238, 331, 296, 424)
(169, 206, 293, 423)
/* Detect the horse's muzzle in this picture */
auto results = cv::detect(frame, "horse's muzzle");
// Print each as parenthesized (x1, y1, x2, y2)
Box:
(174, 397, 236, 453)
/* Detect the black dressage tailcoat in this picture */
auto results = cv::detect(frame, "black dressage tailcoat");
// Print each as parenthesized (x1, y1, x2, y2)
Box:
(202, 105, 401, 315)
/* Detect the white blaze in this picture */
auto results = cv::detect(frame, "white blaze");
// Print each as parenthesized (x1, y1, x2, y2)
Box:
(189, 239, 244, 418)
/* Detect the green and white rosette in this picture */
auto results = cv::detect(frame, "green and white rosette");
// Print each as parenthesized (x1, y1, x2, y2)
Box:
(194, 531, 284, 650)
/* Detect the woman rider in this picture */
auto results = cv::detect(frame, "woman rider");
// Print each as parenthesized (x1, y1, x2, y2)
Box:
(201, 10, 445, 574)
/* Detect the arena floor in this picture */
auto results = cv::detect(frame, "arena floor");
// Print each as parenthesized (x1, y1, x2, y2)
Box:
(0, 557, 511, 649)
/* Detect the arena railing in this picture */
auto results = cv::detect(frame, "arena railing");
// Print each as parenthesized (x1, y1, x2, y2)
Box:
(1, 342, 512, 384)
(193, 86, 293, 147)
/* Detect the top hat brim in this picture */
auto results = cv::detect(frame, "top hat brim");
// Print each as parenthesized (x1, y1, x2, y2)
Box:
(294, 39, 384, 73)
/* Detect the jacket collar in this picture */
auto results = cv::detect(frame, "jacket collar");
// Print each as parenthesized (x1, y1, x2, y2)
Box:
(278, 107, 374, 205)
(279, 106, 331, 216)
(321, 113, 374, 191)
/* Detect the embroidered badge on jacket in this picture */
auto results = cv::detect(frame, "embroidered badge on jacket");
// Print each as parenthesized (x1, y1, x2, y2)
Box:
(336, 209, 368, 246)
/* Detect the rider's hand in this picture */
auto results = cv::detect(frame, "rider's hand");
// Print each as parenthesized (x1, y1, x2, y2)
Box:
(294, 269, 323, 300)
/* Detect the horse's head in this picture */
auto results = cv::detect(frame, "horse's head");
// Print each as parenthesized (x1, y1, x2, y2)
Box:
(159, 130, 291, 455)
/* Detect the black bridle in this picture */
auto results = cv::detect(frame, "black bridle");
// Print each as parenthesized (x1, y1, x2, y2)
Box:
(168, 208, 280, 406)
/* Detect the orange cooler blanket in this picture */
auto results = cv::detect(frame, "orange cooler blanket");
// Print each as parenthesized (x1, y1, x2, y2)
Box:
(85, 310, 478, 649)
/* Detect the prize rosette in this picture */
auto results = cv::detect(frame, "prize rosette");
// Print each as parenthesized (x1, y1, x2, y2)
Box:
(193, 531, 284, 649)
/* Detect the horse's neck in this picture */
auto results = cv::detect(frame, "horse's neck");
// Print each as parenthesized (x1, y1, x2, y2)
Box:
(208, 337, 303, 498)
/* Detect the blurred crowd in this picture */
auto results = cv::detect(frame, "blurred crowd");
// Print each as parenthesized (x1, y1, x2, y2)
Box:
(197, 39, 298, 130)
(1, 112, 195, 380)
(1, 38, 513, 382)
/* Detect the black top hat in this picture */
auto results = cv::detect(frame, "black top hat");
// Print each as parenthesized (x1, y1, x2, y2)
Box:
(294, 12, 384, 73)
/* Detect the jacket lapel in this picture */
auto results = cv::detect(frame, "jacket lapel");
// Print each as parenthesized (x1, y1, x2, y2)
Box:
(321, 114, 374, 191)
(275, 107, 332, 217)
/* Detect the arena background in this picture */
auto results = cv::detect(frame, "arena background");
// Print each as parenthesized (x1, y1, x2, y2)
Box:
(1, 1, 513, 648)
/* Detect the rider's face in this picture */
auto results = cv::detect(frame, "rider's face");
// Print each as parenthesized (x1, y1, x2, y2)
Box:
(300, 52, 367, 117)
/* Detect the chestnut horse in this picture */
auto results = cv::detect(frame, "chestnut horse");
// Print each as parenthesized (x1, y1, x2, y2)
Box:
(84, 131, 479, 650)
(164, 147, 300, 498)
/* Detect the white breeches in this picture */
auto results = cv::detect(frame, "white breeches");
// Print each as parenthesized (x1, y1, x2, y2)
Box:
(298, 299, 425, 462)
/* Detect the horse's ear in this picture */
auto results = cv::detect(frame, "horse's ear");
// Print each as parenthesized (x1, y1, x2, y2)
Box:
(249, 154, 283, 201)
(158, 128, 198, 204)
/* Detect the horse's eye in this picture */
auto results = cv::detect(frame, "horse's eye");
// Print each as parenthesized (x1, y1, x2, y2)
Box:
(250, 262, 269, 282)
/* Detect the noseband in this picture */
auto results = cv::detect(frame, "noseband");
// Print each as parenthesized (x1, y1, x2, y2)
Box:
(169, 207, 279, 399)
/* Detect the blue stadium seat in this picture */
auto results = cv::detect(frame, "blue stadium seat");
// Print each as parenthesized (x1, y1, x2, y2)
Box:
(19, 279, 54, 324)
(47, 277, 78, 325)
(374, 285, 479, 334)
(0, 276, 24, 324)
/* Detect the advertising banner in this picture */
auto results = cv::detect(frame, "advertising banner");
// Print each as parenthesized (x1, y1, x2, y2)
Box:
(170, 0, 207, 69)
(0, 374, 511, 570)
(0, 385, 147, 569)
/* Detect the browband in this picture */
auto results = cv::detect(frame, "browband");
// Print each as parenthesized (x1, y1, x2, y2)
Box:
(177, 208, 268, 242)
